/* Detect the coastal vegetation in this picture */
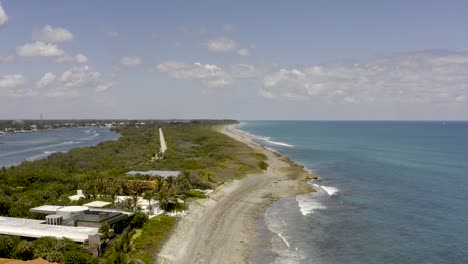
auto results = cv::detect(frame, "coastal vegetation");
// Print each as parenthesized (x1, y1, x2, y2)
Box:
(0, 120, 267, 263)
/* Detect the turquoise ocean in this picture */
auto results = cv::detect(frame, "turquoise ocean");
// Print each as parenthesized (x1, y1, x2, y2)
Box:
(238, 121, 468, 264)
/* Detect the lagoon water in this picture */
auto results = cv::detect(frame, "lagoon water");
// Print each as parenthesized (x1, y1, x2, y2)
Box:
(239, 121, 468, 264)
(0, 127, 119, 167)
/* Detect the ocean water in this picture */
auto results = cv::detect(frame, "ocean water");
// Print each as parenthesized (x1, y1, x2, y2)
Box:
(0, 127, 119, 167)
(239, 121, 468, 264)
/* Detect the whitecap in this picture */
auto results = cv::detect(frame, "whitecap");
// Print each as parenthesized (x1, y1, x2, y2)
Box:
(265, 139, 294, 148)
(320, 185, 339, 196)
(296, 194, 326, 216)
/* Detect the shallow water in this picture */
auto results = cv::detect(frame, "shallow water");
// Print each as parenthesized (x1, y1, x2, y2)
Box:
(0, 127, 119, 167)
(241, 121, 468, 264)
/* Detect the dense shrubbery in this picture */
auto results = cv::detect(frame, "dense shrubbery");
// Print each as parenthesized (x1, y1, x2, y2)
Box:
(131, 212, 149, 228)
(259, 161, 269, 170)
(187, 190, 207, 198)
(0, 235, 97, 263)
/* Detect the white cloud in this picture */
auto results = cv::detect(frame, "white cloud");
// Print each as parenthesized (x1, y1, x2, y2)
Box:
(36, 72, 56, 89)
(203, 37, 250, 56)
(261, 51, 468, 104)
(16, 41, 65, 57)
(75, 53, 88, 64)
(237, 48, 249, 56)
(55, 54, 74, 63)
(120, 56, 142, 67)
(55, 53, 88, 64)
(203, 37, 238, 52)
(35, 66, 112, 97)
(33, 25, 74, 43)
(0, 74, 26, 89)
(157, 61, 232, 88)
(0, 2, 8, 27)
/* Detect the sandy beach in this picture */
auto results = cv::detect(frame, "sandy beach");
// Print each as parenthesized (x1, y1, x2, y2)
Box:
(157, 124, 316, 264)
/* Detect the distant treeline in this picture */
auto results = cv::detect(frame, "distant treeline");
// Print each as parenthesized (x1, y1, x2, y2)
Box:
(0, 119, 238, 131)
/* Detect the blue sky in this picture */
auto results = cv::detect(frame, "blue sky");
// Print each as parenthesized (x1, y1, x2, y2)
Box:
(1, 0, 468, 120)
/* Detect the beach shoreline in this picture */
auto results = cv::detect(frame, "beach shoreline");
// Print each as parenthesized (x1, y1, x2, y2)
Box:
(157, 124, 317, 264)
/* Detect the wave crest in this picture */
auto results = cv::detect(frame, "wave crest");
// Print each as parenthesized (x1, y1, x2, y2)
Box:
(296, 194, 326, 216)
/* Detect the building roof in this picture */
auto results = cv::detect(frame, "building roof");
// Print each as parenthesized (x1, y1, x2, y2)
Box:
(68, 194, 86, 201)
(0, 216, 98, 243)
(29, 205, 63, 215)
(0, 258, 50, 264)
(125, 170, 182, 178)
(83, 201, 112, 208)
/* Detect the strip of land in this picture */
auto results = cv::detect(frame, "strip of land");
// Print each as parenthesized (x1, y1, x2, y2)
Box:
(157, 124, 316, 264)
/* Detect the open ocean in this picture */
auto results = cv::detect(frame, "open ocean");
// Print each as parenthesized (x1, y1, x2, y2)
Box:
(0, 127, 119, 168)
(238, 121, 468, 264)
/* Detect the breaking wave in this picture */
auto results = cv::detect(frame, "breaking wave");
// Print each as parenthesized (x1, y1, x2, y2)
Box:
(232, 126, 294, 148)
(296, 194, 327, 216)
(312, 183, 339, 196)
(265, 200, 306, 264)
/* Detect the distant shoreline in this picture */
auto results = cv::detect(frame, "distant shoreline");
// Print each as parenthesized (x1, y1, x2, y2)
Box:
(157, 124, 317, 263)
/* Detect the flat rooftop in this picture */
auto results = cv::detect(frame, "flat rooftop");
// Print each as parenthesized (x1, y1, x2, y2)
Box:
(83, 201, 112, 208)
(125, 170, 182, 178)
(0, 216, 98, 243)
(29, 205, 63, 215)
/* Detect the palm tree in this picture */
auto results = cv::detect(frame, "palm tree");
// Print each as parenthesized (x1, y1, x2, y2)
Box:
(143, 190, 154, 215)
(100, 223, 112, 243)
(104, 230, 135, 264)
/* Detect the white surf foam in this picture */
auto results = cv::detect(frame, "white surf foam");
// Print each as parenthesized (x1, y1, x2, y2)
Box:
(265, 202, 306, 264)
(277, 232, 291, 248)
(232, 126, 294, 148)
(264, 139, 295, 148)
(321, 185, 339, 196)
(296, 194, 326, 216)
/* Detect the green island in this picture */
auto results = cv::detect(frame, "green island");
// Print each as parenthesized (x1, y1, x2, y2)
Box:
(0, 120, 268, 263)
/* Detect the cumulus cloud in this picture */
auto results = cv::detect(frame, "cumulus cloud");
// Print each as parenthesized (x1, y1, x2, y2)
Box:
(33, 25, 74, 43)
(261, 51, 468, 104)
(0, 2, 8, 27)
(203, 37, 250, 56)
(0, 74, 26, 89)
(157, 61, 232, 88)
(203, 37, 238, 52)
(54, 53, 88, 64)
(120, 56, 142, 67)
(156, 61, 260, 88)
(35, 66, 112, 97)
(75, 53, 88, 63)
(36, 72, 56, 89)
(16, 41, 65, 57)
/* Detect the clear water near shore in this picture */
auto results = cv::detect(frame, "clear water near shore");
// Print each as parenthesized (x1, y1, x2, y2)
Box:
(240, 121, 468, 264)
(0, 127, 120, 167)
